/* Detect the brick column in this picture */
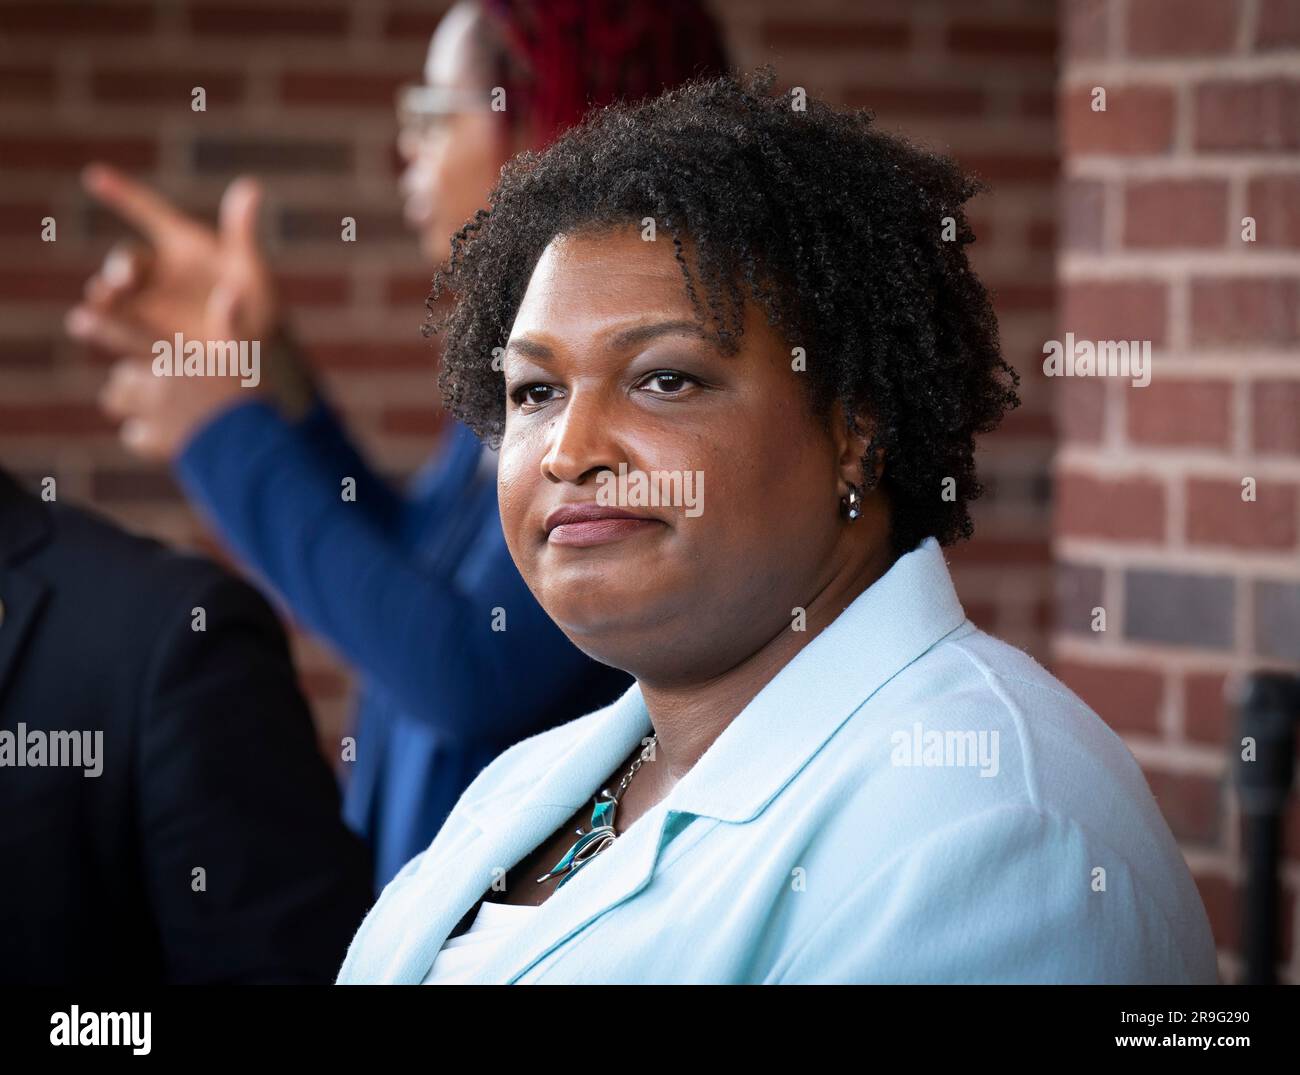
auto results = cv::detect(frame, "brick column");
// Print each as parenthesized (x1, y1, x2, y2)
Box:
(1055, 0, 1300, 983)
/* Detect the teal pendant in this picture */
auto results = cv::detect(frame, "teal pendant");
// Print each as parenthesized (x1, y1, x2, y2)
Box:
(536, 793, 619, 889)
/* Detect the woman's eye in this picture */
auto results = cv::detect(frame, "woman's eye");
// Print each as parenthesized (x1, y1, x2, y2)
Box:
(638, 370, 697, 395)
(512, 384, 557, 407)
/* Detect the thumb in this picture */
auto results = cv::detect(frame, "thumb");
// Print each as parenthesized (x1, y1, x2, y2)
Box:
(218, 175, 264, 260)
(205, 279, 241, 339)
(216, 176, 278, 337)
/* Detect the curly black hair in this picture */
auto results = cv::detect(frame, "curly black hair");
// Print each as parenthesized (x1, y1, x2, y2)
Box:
(424, 66, 1019, 557)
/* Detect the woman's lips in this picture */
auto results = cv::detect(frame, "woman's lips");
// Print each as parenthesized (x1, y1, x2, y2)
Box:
(547, 517, 664, 547)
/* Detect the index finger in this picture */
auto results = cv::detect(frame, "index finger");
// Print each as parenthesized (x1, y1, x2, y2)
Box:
(83, 240, 155, 310)
(82, 162, 196, 243)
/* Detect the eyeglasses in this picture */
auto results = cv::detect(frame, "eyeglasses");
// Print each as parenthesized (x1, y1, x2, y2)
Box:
(395, 84, 496, 142)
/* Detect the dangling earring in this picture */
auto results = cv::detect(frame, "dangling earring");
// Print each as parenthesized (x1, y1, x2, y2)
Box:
(841, 483, 862, 522)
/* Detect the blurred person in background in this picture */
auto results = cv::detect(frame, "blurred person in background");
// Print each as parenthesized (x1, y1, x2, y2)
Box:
(0, 466, 373, 983)
(64, 0, 730, 892)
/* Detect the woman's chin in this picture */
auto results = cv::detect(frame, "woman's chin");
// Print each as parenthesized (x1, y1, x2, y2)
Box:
(547, 596, 643, 638)
(543, 591, 677, 666)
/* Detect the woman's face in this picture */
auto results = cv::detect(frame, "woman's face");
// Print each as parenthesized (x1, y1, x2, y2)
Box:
(498, 224, 882, 685)
(399, 1, 516, 263)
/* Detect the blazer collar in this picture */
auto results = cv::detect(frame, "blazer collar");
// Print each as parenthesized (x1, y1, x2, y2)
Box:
(663, 535, 967, 824)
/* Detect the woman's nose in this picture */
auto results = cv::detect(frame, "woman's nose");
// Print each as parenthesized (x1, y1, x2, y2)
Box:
(540, 394, 623, 486)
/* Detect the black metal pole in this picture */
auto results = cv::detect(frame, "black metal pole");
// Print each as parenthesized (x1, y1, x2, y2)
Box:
(1233, 672, 1300, 985)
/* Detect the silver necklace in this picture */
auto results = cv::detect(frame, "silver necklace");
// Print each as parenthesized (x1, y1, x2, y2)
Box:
(535, 734, 658, 889)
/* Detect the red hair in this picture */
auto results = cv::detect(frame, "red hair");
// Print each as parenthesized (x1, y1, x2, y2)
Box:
(480, 0, 730, 150)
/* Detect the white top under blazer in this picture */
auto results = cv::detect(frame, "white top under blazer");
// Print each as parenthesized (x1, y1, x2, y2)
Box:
(421, 899, 539, 984)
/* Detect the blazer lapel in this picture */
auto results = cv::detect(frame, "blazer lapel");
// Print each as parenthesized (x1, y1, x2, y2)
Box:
(0, 568, 48, 708)
(465, 691, 668, 984)
(372, 801, 593, 983)
(0, 472, 52, 706)
(468, 794, 673, 983)
(354, 684, 653, 984)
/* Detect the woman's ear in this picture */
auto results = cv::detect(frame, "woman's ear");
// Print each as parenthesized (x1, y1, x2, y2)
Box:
(830, 401, 883, 492)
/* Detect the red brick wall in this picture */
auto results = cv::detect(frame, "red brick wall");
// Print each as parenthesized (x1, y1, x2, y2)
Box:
(1, 0, 1059, 749)
(1056, 0, 1300, 983)
(729, 0, 1059, 657)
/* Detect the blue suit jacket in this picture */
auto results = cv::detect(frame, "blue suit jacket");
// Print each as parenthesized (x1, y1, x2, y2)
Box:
(336, 538, 1218, 984)
(175, 401, 631, 891)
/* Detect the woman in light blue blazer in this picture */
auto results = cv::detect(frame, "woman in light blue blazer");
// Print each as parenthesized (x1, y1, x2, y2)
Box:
(337, 69, 1219, 985)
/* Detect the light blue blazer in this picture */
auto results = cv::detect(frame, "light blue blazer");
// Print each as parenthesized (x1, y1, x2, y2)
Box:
(336, 538, 1219, 984)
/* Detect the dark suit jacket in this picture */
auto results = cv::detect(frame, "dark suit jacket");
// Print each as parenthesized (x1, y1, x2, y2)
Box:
(0, 469, 374, 983)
